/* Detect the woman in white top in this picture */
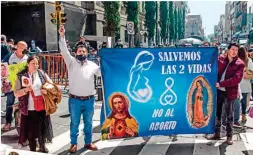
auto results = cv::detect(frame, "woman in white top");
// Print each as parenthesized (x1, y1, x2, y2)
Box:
(14, 56, 54, 153)
(238, 47, 253, 123)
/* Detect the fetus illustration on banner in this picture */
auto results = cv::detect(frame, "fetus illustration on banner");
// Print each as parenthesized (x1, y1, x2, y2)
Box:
(101, 92, 139, 140)
(127, 51, 154, 103)
(187, 76, 213, 128)
(160, 77, 177, 106)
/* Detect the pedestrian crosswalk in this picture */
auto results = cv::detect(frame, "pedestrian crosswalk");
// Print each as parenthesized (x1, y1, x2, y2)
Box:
(1, 122, 253, 155)
(79, 133, 253, 155)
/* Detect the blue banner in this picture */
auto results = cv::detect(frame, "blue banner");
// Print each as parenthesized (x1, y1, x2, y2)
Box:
(100, 48, 218, 140)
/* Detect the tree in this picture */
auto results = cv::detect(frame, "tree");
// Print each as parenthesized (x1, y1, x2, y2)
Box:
(177, 8, 183, 40)
(168, 2, 174, 44)
(174, 7, 178, 42)
(104, 2, 120, 38)
(126, 1, 139, 45)
(182, 7, 186, 39)
(145, 1, 156, 45)
(160, 1, 168, 44)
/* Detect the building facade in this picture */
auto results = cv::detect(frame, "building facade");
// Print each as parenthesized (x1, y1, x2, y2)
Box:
(225, 1, 231, 41)
(1, 1, 146, 50)
(185, 15, 203, 38)
(247, 1, 253, 33)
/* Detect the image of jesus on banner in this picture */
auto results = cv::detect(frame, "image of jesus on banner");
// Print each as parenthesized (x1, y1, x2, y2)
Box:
(101, 92, 139, 140)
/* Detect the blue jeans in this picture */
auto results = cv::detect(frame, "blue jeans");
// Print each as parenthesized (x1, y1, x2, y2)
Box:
(241, 93, 250, 115)
(69, 97, 95, 145)
(100, 103, 105, 127)
(6, 92, 15, 124)
(233, 98, 241, 123)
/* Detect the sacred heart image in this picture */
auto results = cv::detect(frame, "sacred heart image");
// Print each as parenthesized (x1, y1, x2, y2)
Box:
(101, 92, 139, 140)
(21, 76, 31, 87)
(187, 76, 213, 129)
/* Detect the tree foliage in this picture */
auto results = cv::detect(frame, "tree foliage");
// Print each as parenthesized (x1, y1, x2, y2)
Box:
(104, 2, 121, 37)
(182, 7, 186, 39)
(160, 1, 168, 43)
(174, 7, 178, 42)
(145, 1, 156, 43)
(168, 1, 174, 43)
(177, 8, 183, 40)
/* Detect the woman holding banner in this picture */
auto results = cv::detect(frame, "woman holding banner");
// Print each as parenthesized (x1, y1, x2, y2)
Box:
(13, 56, 53, 153)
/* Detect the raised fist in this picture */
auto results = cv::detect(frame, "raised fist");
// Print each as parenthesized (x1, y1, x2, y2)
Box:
(58, 25, 65, 37)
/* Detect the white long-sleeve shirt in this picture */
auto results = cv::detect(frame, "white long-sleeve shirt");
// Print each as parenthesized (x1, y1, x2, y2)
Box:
(59, 36, 101, 96)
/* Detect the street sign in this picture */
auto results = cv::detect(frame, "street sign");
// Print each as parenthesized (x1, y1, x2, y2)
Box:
(127, 21, 134, 34)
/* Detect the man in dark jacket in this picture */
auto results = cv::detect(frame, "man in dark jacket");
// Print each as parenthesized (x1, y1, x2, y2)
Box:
(208, 43, 244, 145)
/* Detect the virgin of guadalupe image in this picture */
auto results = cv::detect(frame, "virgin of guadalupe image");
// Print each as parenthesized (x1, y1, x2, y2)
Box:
(191, 80, 209, 128)
(127, 51, 154, 103)
(101, 92, 138, 140)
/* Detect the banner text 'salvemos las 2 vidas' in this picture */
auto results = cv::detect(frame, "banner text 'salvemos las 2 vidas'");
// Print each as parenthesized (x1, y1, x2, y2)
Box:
(99, 48, 218, 140)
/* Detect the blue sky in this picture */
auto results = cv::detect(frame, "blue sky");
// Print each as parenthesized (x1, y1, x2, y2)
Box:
(188, 1, 226, 36)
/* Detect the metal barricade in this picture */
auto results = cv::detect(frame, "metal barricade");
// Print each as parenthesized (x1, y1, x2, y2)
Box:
(38, 54, 68, 87)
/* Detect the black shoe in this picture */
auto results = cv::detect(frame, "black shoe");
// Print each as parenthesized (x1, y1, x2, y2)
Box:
(38, 146, 49, 153)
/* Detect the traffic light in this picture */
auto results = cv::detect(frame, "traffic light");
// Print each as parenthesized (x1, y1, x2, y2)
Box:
(55, 1, 62, 12)
(50, 12, 57, 25)
(59, 12, 67, 25)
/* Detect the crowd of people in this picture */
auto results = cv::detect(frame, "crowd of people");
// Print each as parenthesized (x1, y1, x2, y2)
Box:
(1, 26, 253, 153)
